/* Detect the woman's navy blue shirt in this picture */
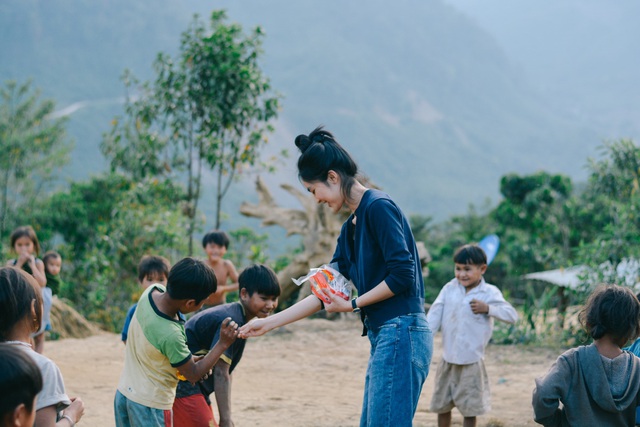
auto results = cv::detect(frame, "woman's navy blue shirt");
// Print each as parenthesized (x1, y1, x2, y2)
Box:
(331, 189, 425, 330)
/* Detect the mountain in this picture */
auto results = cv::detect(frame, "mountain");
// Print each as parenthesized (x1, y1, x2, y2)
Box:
(1, 0, 633, 232)
(445, 0, 640, 141)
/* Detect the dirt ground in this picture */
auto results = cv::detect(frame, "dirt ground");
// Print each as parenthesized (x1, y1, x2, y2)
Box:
(46, 316, 560, 427)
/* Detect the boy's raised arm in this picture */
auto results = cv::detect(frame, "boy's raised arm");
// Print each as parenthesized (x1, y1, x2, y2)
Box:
(178, 317, 238, 383)
(221, 259, 239, 294)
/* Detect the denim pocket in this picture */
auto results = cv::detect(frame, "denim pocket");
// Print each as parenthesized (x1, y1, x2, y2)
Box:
(409, 326, 433, 370)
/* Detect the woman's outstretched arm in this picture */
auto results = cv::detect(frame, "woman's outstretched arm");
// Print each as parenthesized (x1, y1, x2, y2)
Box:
(238, 295, 322, 338)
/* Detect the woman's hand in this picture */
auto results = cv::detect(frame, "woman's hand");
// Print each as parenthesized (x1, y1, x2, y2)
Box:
(321, 288, 353, 313)
(238, 317, 271, 338)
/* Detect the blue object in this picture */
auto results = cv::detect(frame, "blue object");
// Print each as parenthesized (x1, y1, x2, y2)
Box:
(623, 339, 640, 425)
(478, 234, 500, 265)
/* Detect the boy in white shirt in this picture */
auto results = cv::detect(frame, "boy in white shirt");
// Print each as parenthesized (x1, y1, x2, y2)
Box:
(426, 244, 518, 427)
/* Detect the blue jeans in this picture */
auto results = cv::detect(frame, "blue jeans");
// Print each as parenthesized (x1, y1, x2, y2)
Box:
(114, 390, 172, 427)
(361, 312, 433, 427)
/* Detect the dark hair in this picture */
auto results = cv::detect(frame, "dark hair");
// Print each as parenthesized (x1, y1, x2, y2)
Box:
(579, 284, 640, 344)
(295, 126, 359, 202)
(0, 343, 43, 417)
(43, 250, 61, 266)
(9, 226, 41, 257)
(138, 255, 171, 283)
(166, 257, 217, 303)
(202, 230, 230, 249)
(453, 244, 487, 266)
(239, 264, 281, 297)
(0, 267, 43, 341)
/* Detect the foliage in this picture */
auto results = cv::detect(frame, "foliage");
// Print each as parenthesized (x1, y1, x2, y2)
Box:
(493, 171, 577, 270)
(0, 80, 72, 244)
(226, 227, 270, 268)
(575, 140, 640, 279)
(102, 11, 280, 255)
(32, 173, 189, 331)
(423, 139, 640, 346)
(423, 201, 499, 300)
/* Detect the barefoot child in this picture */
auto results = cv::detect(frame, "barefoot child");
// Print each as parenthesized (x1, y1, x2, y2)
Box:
(173, 264, 281, 427)
(114, 257, 239, 427)
(533, 284, 640, 426)
(427, 244, 518, 427)
(201, 230, 239, 306)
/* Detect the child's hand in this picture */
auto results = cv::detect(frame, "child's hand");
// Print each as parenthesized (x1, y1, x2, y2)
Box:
(469, 299, 489, 315)
(62, 396, 85, 425)
(190, 355, 213, 380)
(219, 317, 239, 348)
(16, 252, 31, 266)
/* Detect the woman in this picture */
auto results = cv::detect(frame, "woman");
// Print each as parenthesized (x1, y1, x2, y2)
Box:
(0, 267, 84, 427)
(239, 126, 432, 426)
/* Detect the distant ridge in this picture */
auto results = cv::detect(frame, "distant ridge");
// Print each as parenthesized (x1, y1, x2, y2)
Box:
(0, 0, 609, 223)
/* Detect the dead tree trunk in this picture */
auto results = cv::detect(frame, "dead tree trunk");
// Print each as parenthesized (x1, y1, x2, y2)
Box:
(240, 176, 346, 307)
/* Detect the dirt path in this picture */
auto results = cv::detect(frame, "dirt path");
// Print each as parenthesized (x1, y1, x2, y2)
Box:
(46, 317, 559, 426)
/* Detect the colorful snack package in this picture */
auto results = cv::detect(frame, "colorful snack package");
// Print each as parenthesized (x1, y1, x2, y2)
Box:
(292, 263, 351, 304)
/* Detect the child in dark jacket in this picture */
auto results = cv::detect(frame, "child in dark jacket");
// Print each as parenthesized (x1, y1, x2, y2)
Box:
(532, 284, 640, 426)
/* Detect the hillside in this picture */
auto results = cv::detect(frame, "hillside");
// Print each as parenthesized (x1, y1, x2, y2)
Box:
(446, 0, 640, 141)
(1, 0, 624, 229)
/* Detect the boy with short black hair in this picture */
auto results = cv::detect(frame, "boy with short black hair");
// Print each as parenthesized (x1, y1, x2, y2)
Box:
(115, 257, 239, 427)
(173, 264, 281, 427)
(121, 255, 172, 343)
(201, 230, 239, 306)
(427, 244, 518, 427)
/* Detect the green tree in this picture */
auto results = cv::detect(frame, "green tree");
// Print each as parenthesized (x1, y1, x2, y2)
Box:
(33, 173, 189, 330)
(493, 171, 577, 272)
(102, 11, 280, 255)
(0, 80, 72, 242)
(575, 139, 640, 285)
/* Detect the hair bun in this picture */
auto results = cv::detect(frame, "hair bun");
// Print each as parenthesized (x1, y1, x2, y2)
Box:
(295, 134, 312, 153)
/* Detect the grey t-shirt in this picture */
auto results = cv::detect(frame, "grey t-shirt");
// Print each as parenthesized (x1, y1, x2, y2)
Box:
(18, 344, 71, 411)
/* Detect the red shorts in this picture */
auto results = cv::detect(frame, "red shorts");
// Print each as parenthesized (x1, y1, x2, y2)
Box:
(173, 394, 218, 427)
